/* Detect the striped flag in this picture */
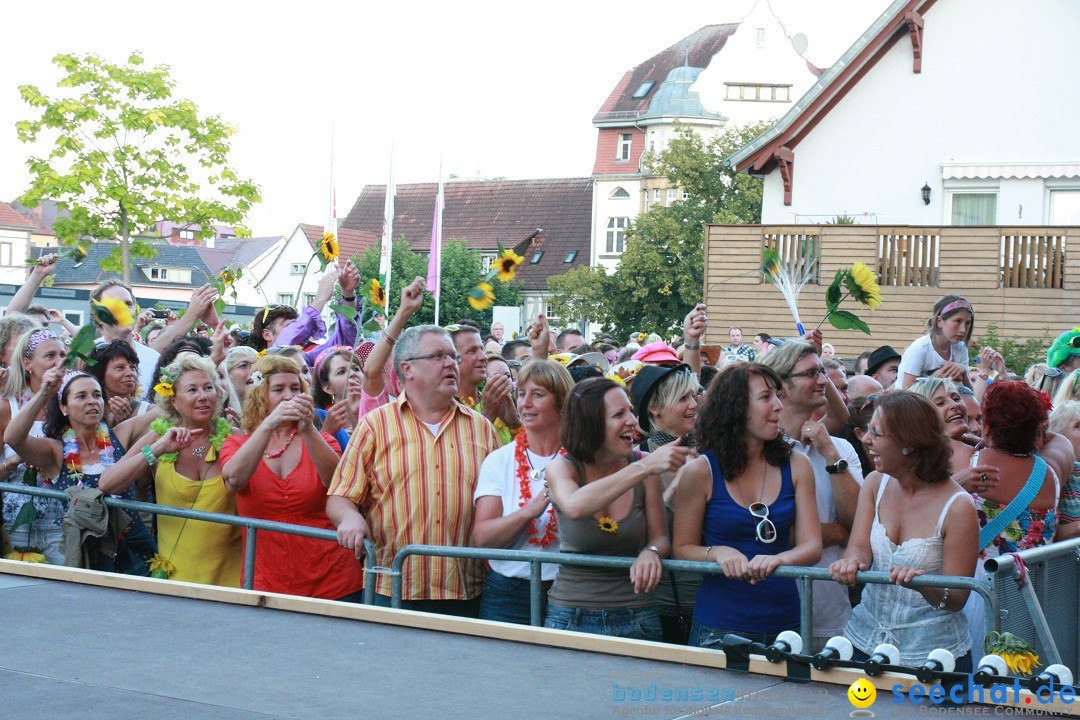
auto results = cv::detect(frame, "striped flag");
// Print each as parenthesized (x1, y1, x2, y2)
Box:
(427, 165, 445, 323)
(379, 149, 396, 316)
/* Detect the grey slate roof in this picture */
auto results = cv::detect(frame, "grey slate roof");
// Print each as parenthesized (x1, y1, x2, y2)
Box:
(32, 242, 214, 288)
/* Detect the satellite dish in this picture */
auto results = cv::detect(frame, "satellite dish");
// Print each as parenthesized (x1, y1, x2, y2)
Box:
(791, 33, 809, 54)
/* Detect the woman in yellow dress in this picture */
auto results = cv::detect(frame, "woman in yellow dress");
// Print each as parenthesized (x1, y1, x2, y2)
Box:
(100, 355, 241, 586)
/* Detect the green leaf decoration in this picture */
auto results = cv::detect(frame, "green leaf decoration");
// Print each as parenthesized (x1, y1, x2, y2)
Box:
(483, 268, 498, 283)
(826, 271, 844, 312)
(362, 318, 382, 333)
(213, 298, 226, 317)
(827, 309, 871, 335)
(65, 324, 97, 368)
(330, 303, 358, 323)
(762, 248, 781, 281)
(11, 500, 36, 530)
(22, 466, 37, 487)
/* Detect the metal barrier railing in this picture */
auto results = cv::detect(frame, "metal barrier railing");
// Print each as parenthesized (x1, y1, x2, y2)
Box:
(388, 544, 1000, 649)
(985, 536, 1080, 671)
(0, 482, 376, 593)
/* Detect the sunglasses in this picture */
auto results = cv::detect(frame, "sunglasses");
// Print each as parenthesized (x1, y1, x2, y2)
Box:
(748, 502, 777, 544)
(857, 394, 880, 414)
(444, 324, 476, 334)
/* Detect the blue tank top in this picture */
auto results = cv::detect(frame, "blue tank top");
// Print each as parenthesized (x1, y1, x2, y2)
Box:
(694, 449, 800, 634)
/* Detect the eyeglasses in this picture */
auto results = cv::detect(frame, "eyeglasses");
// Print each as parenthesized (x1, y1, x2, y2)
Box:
(748, 502, 777, 544)
(786, 367, 828, 381)
(403, 351, 462, 363)
(857, 394, 879, 414)
(866, 425, 890, 440)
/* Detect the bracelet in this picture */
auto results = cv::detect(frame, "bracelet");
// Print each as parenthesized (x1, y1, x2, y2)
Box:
(383, 329, 398, 346)
(934, 587, 950, 610)
(704, 545, 714, 562)
(341, 295, 356, 302)
(141, 445, 158, 468)
(684, 343, 701, 350)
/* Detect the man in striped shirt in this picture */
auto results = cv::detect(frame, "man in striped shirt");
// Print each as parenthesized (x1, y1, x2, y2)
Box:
(327, 325, 500, 617)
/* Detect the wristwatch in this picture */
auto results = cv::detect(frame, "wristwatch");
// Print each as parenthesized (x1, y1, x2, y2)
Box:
(643, 545, 663, 557)
(825, 458, 849, 475)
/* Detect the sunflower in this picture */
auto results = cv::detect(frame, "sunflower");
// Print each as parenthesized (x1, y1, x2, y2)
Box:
(846, 262, 883, 310)
(596, 516, 619, 533)
(91, 296, 135, 328)
(220, 268, 237, 287)
(468, 282, 495, 311)
(985, 631, 1040, 674)
(5, 548, 48, 563)
(495, 248, 525, 282)
(320, 232, 339, 262)
(64, 244, 88, 265)
(368, 278, 386, 308)
(153, 381, 174, 397)
(149, 553, 175, 579)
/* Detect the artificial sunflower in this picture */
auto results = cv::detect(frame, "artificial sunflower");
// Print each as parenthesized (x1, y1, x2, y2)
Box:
(468, 282, 495, 311)
(5, 548, 48, 563)
(65, 244, 88, 265)
(220, 268, 237, 287)
(153, 381, 174, 397)
(985, 631, 1040, 675)
(149, 553, 175, 579)
(495, 248, 525, 282)
(320, 232, 339, 263)
(845, 261, 883, 310)
(91, 296, 135, 328)
(368, 278, 386, 308)
(596, 516, 619, 534)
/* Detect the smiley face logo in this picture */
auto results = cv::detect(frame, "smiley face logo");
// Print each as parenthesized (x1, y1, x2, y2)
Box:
(848, 678, 876, 709)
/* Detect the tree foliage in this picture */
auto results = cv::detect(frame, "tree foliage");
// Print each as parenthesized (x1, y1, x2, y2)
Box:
(548, 120, 773, 339)
(355, 238, 519, 329)
(16, 52, 260, 283)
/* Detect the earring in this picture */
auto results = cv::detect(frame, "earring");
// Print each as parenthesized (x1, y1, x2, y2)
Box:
(902, 447, 912, 455)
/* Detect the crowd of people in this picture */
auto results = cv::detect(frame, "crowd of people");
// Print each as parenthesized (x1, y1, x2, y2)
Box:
(2, 253, 1079, 668)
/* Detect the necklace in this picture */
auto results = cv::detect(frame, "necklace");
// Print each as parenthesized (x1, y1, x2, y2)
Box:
(61, 424, 115, 485)
(990, 445, 1035, 458)
(150, 417, 232, 464)
(514, 429, 559, 547)
(265, 428, 298, 459)
(191, 444, 209, 458)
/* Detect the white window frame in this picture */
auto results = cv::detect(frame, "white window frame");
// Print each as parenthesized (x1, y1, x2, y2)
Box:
(605, 217, 629, 254)
(150, 267, 169, 280)
(1047, 184, 1080, 225)
(617, 133, 632, 162)
(290, 263, 307, 275)
(481, 254, 496, 273)
(945, 180, 999, 226)
(609, 187, 630, 199)
(303, 293, 316, 306)
(64, 311, 84, 326)
(0, 242, 11, 266)
(179, 229, 195, 240)
(277, 292, 294, 306)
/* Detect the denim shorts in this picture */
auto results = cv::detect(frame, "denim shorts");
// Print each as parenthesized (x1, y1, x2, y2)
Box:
(479, 569, 550, 625)
(689, 618, 780, 649)
(544, 604, 663, 642)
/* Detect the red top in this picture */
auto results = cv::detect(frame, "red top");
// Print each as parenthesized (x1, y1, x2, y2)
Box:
(219, 432, 362, 599)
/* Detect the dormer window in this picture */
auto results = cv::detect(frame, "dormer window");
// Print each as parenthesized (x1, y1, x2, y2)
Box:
(150, 267, 170, 280)
(178, 229, 195, 240)
(631, 81, 655, 99)
(617, 133, 633, 162)
(147, 267, 192, 283)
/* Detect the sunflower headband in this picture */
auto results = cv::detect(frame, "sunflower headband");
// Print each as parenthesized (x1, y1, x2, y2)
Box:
(25, 328, 60, 358)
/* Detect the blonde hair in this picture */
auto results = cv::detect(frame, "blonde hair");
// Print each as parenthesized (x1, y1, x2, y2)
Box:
(4, 328, 61, 400)
(219, 345, 258, 414)
(241, 355, 309, 432)
(516, 359, 574, 412)
(155, 355, 227, 423)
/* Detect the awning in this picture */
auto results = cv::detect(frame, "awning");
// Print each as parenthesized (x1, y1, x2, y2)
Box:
(942, 162, 1080, 180)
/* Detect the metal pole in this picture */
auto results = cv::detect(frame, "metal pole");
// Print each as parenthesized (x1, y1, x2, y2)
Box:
(362, 539, 377, 606)
(243, 528, 257, 590)
(529, 560, 543, 627)
(798, 576, 813, 651)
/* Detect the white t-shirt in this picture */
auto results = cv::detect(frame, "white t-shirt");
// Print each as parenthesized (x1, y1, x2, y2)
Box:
(133, 341, 160, 398)
(792, 435, 864, 642)
(897, 333, 969, 385)
(473, 440, 561, 581)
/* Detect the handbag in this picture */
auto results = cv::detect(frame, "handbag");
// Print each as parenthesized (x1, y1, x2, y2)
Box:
(978, 455, 1047, 551)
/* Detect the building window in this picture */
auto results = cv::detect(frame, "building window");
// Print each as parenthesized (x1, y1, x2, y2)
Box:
(610, 187, 630, 199)
(64, 311, 83, 326)
(654, 189, 662, 205)
(667, 189, 677, 202)
(951, 193, 997, 225)
(0, 243, 11, 266)
(1049, 190, 1080, 224)
(150, 267, 169, 280)
(545, 303, 555, 318)
(606, 217, 629, 254)
(682, 191, 691, 201)
(564, 251, 578, 263)
(530, 252, 544, 264)
(290, 263, 306, 275)
(631, 81, 655, 99)
(723, 83, 792, 103)
(277, 293, 294, 306)
(481, 254, 496, 272)
(756, 28, 766, 47)
(178, 229, 195, 240)
(617, 133, 632, 162)
(303, 293, 316, 306)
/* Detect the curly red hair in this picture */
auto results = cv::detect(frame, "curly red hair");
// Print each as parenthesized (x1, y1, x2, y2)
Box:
(982, 381, 1048, 454)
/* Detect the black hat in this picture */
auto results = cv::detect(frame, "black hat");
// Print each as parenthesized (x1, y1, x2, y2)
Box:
(630, 363, 691, 433)
(866, 345, 901, 375)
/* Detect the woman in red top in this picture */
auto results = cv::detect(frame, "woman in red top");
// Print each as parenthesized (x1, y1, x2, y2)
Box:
(220, 354, 363, 601)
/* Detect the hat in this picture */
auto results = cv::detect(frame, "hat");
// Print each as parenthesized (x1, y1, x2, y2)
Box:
(551, 352, 611, 374)
(632, 341, 680, 366)
(1047, 328, 1080, 369)
(866, 345, 901, 375)
(630, 363, 691, 433)
(606, 359, 644, 387)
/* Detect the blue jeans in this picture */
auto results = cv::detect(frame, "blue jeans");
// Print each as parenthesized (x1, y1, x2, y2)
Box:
(544, 605, 663, 641)
(372, 593, 481, 618)
(479, 569, 550, 625)
(689, 618, 780, 648)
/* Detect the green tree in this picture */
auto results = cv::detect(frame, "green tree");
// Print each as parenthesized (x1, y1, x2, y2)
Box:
(16, 52, 260, 283)
(548, 120, 773, 338)
(355, 237, 519, 329)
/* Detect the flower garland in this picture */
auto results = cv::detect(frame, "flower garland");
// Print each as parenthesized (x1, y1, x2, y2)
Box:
(514, 429, 559, 548)
(149, 417, 233, 464)
(61, 424, 114, 484)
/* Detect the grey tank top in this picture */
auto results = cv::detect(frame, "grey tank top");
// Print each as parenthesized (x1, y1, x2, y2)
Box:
(548, 457, 653, 609)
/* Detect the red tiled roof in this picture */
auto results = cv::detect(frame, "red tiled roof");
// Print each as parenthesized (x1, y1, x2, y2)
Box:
(341, 178, 593, 291)
(301, 224, 378, 262)
(592, 24, 739, 125)
(0, 201, 35, 230)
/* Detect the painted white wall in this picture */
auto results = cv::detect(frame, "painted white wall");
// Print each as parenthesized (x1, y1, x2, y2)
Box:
(0, 228, 30, 284)
(252, 227, 328, 310)
(232, 237, 285, 307)
(592, 178, 641, 273)
(759, 0, 1080, 225)
(694, 1, 822, 128)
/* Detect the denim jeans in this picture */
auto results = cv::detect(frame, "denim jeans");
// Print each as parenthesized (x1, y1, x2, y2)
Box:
(544, 605, 663, 641)
(372, 593, 482, 618)
(479, 570, 550, 625)
(90, 513, 156, 576)
(689, 618, 780, 649)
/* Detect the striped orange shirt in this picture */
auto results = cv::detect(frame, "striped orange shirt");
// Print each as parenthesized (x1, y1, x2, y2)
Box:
(327, 391, 499, 600)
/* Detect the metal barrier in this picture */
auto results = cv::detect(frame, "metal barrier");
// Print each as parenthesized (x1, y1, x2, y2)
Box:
(388, 544, 1000, 649)
(0, 482, 376, 594)
(985, 536, 1080, 673)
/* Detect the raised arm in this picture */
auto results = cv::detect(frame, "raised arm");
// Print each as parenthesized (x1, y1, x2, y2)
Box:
(363, 276, 425, 397)
(151, 285, 218, 353)
(293, 395, 341, 486)
(5, 367, 63, 476)
(681, 304, 706, 375)
(8, 254, 58, 316)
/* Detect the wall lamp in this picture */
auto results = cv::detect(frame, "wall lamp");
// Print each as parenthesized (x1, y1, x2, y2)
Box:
(921, 182, 931, 205)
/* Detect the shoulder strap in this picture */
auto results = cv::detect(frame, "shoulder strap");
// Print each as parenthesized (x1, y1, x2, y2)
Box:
(979, 455, 1047, 550)
(875, 475, 891, 509)
(566, 455, 588, 488)
(935, 491, 968, 535)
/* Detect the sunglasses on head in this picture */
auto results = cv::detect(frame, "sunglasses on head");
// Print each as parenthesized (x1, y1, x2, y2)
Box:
(857, 394, 879, 414)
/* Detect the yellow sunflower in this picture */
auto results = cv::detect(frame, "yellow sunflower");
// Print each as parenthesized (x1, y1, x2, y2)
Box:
(368, 278, 386, 308)
(495, 248, 525, 282)
(149, 553, 176, 579)
(320, 232, 339, 262)
(220, 268, 237, 287)
(153, 381, 174, 397)
(5, 549, 48, 563)
(848, 262, 883, 310)
(596, 516, 619, 533)
(91, 296, 135, 328)
(468, 282, 495, 311)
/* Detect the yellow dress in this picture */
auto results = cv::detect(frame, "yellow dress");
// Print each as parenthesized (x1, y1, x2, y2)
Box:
(154, 462, 242, 588)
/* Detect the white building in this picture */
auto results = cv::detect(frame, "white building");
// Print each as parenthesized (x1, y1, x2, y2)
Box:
(0, 201, 34, 285)
(729, 0, 1080, 226)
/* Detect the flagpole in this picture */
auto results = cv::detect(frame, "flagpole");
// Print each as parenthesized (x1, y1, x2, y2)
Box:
(380, 145, 396, 318)
(428, 156, 444, 326)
